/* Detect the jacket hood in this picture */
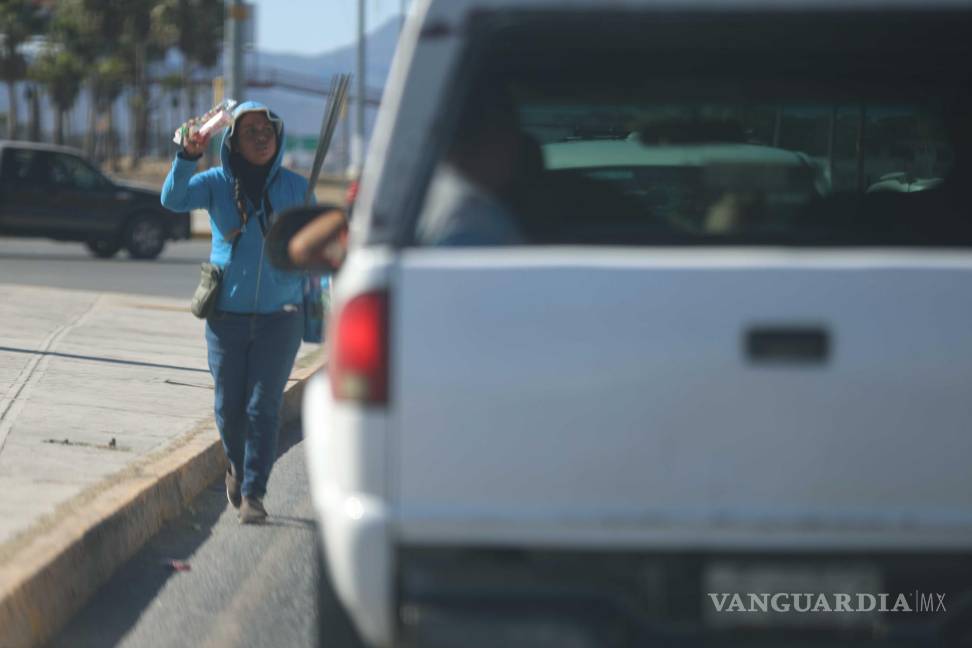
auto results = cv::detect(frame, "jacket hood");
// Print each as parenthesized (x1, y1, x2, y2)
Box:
(218, 100, 286, 182)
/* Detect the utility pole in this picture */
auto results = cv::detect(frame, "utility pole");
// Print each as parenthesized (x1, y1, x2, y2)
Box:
(226, 0, 247, 103)
(351, 0, 366, 177)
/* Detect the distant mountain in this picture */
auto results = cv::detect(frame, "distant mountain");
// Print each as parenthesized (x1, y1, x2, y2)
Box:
(247, 16, 401, 138)
(255, 16, 401, 90)
(243, 15, 401, 171)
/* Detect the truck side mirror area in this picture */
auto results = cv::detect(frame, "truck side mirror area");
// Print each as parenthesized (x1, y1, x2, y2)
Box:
(267, 204, 349, 273)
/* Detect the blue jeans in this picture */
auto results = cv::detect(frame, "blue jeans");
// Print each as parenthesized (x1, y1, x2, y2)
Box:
(205, 309, 303, 498)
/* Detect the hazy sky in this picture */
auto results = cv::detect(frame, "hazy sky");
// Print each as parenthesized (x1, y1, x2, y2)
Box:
(248, 0, 407, 55)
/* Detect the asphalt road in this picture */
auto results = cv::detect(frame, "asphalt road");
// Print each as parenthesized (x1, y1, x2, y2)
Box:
(0, 238, 210, 299)
(45, 422, 320, 648)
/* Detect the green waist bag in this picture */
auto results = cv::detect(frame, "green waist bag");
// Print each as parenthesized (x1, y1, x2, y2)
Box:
(190, 262, 223, 319)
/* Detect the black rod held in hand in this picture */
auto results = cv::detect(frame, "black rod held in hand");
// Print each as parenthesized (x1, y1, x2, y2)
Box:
(305, 73, 352, 204)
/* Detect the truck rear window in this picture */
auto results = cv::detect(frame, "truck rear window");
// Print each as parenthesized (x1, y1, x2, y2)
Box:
(413, 10, 972, 247)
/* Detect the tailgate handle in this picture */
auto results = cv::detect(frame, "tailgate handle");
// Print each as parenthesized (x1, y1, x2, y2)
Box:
(746, 326, 830, 365)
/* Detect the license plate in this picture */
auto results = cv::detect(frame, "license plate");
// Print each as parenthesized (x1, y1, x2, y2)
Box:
(703, 561, 883, 629)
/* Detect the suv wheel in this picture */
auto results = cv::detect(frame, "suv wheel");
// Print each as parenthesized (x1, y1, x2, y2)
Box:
(85, 237, 122, 259)
(125, 214, 166, 260)
(317, 542, 366, 648)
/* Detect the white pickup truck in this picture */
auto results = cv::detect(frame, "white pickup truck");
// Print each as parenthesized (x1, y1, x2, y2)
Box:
(304, 1, 972, 646)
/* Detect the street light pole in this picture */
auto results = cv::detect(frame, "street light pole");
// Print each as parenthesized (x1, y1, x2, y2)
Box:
(226, 0, 247, 103)
(352, 0, 366, 177)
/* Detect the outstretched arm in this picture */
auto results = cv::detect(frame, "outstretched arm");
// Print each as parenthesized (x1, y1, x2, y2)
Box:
(289, 209, 349, 271)
(161, 133, 214, 213)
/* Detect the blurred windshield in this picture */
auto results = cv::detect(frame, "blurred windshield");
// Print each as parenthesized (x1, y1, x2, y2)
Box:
(416, 10, 972, 247)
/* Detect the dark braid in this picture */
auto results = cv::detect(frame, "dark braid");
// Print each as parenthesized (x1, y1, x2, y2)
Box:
(233, 176, 249, 230)
(230, 126, 249, 234)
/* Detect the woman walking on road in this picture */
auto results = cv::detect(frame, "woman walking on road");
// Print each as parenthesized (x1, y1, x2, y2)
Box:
(161, 101, 310, 524)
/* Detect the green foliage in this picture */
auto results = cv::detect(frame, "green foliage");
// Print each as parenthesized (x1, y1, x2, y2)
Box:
(153, 0, 223, 70)
(38, 0, 225, 89)
(29, 49, 84, 111)
(159, 72, 184, 93)
(7, 0, 225, 148)
(48, 0, 100, 64)
(93, 55, 127, 102)
(46, 0, 221, 91)
(0, 0, 46, 82)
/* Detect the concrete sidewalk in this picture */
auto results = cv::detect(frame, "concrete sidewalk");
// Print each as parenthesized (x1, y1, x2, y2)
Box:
(0, 284, 322, 648)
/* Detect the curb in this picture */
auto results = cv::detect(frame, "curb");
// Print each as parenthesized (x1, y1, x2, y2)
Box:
(0, 363, 320, 648)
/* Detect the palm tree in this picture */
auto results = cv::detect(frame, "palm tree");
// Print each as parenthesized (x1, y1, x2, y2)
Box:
(55, 0, 157, 166)
(123, 0, 155, 169)
(154, 0, 222, 116)
(30, 48, 84, 144)
(49, 0, 103, 156)
(44, 0, 223, 162)
(94, 55, 127, 170)
(0, 0, 45, 139)
(158, 72, 182, 130)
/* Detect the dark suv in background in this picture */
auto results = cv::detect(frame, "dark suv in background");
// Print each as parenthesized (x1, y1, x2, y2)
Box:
(0, 142, 190, 260)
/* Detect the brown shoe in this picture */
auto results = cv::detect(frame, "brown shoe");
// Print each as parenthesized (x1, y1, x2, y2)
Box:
(239, 496, 267, 524)
(225, 467, 242, 509)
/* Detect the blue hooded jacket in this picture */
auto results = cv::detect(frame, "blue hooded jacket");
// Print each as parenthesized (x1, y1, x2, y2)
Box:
(161, 101, 308, 314)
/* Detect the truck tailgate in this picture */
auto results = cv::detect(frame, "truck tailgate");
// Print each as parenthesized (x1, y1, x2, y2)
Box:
(392, 248, 972, 548)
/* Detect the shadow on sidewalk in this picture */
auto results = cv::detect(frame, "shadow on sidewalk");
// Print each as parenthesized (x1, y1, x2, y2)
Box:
(43, 483, 228, 648)
(263, 515, 316, 531)
(43, 422, 306, 648)
(0, 346, 209, 374)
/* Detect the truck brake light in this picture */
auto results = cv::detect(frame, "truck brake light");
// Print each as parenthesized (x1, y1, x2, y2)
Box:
(330, 291, 388, 405)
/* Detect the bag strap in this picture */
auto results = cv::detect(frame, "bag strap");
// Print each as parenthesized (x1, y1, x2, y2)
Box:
(258, 189, 274, 237)
(225, 186, 275, 262)
(225, 191, 268, 260)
